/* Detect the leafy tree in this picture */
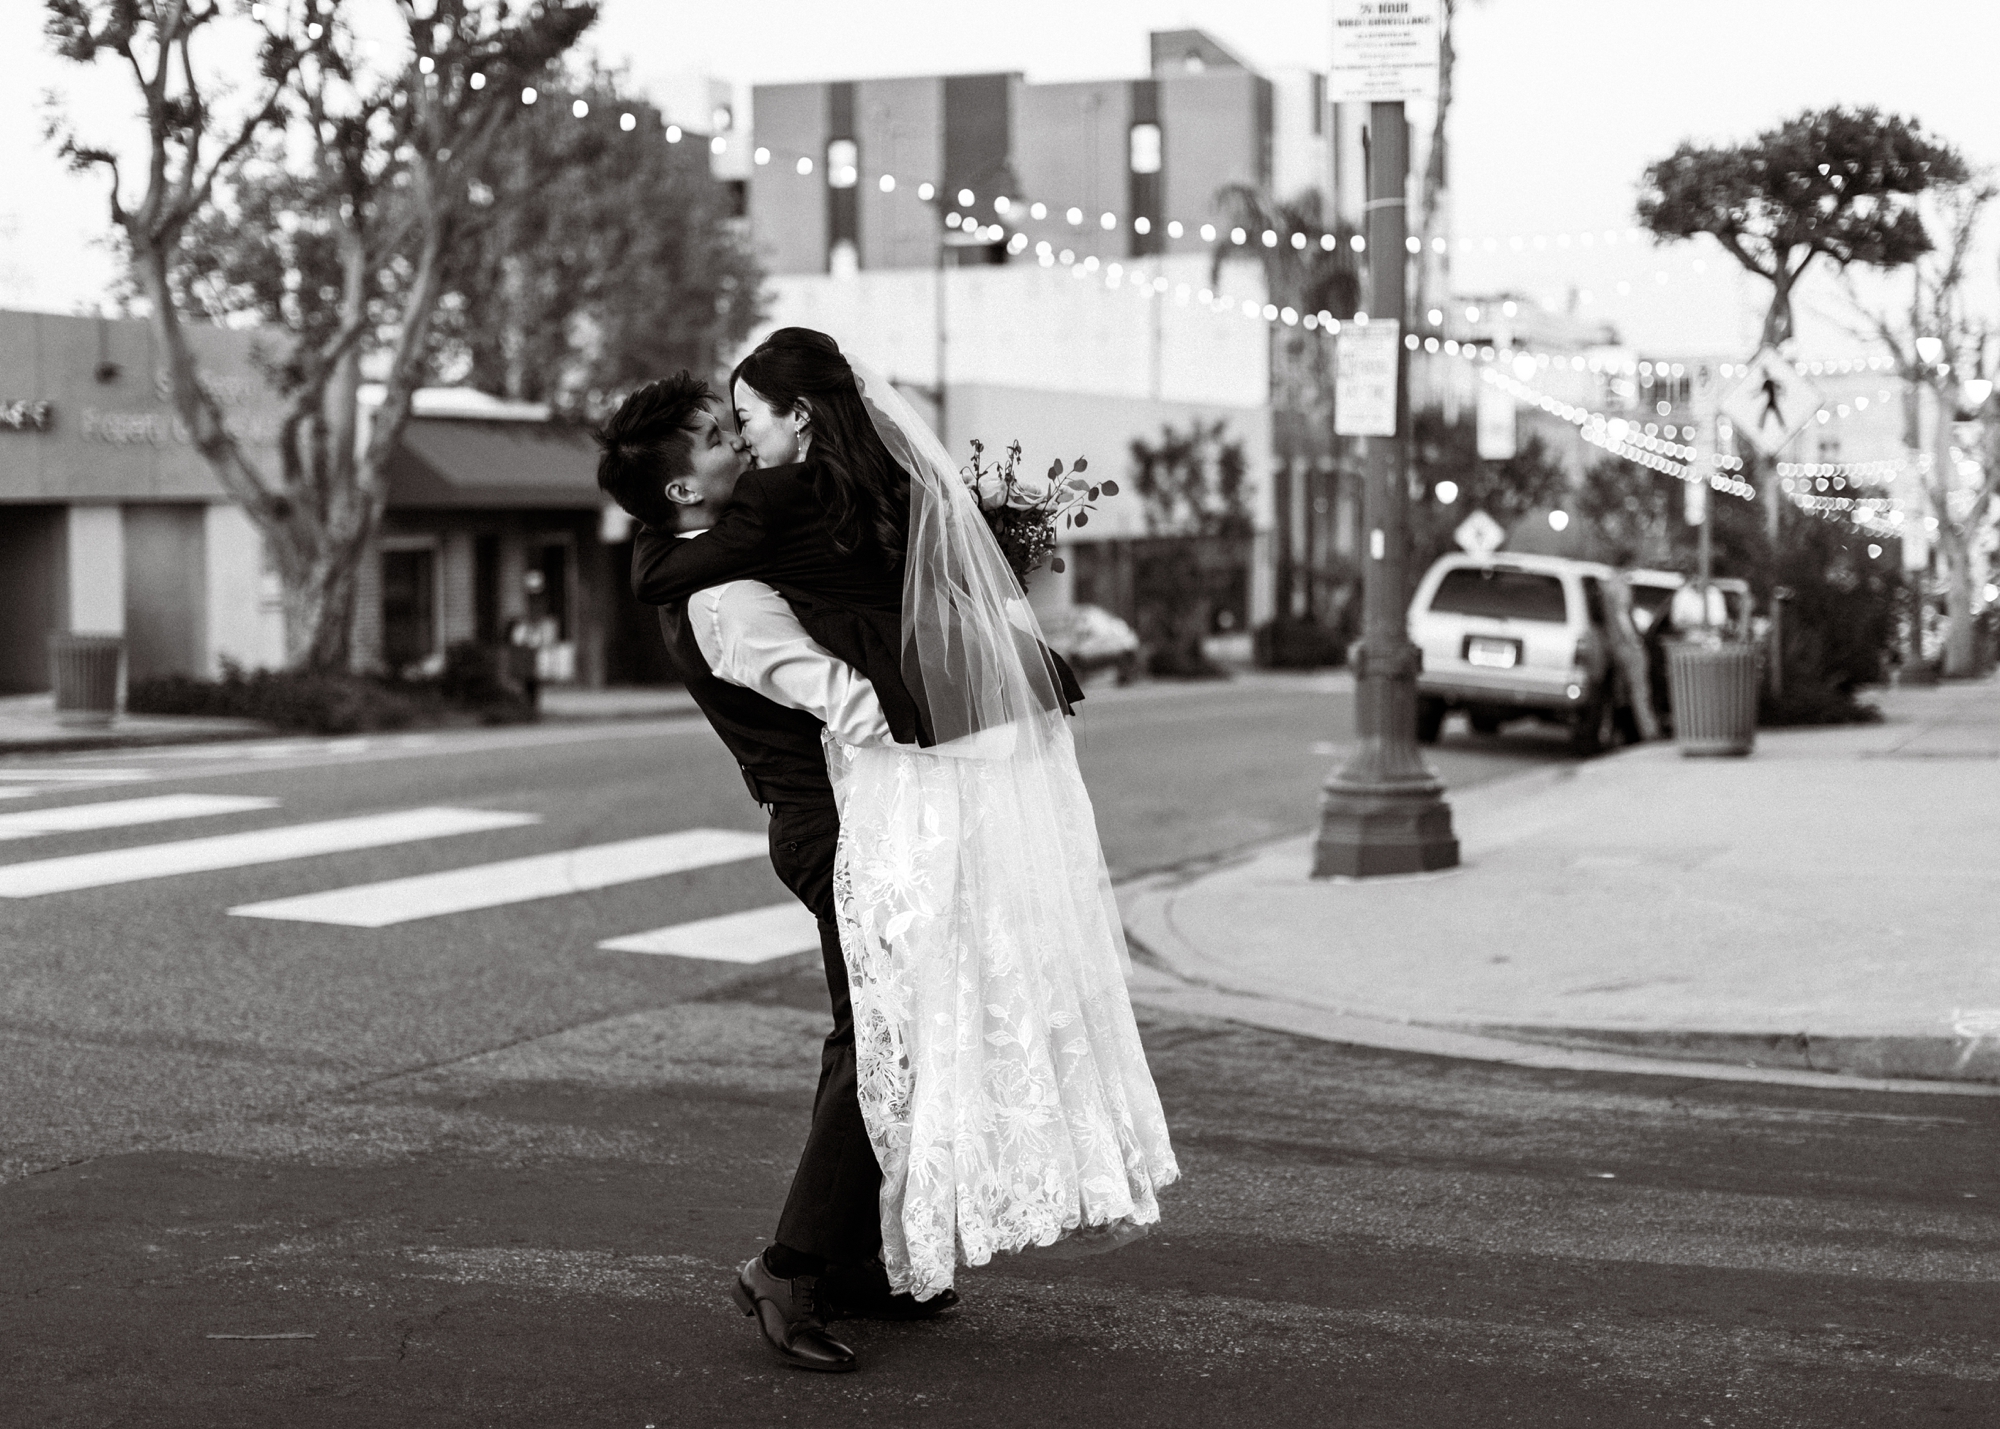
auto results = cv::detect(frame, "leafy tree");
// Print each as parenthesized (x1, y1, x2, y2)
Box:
(1128, 420, 1254, 677)
(47, 0, 596, 672)
(428, 66, 762, 412)
(1638, 106, 1965, 347)
(1409, 413, 1569, 571)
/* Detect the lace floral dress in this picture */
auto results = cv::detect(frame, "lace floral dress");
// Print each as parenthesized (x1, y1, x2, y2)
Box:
(826, 711, 1179, 1301)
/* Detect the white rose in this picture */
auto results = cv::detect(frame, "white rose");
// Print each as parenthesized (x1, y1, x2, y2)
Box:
(1004, 471, 1054, 509)
(974, 467, 1011, 508)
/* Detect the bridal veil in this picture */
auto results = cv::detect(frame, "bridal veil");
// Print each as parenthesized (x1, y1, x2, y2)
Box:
(824, 361, 1179, 1300)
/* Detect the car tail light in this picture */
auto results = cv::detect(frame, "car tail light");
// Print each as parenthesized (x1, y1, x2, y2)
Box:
(1573, 638, 1590, 668)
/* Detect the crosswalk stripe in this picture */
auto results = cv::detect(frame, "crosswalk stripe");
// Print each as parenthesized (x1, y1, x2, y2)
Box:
(0, 807, 537, 898)
(227, 827, 769, 927)
(0, 793, 278, 841)
(597, 902, 822, 963)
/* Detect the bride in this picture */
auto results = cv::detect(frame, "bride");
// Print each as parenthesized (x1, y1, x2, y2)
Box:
(637, 327, 1178, 1303)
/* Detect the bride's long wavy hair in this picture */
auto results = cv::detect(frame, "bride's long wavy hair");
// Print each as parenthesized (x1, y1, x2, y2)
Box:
(731, 328, 910, 565)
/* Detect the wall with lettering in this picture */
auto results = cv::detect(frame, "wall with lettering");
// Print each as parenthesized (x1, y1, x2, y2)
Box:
(0, 309, 284, 504)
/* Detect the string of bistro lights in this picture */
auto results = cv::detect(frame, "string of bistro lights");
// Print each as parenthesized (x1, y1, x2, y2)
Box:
(504, 85, 1719, 279)
(498, 86, 1937, 535)
(1479, 364, 1914, 537)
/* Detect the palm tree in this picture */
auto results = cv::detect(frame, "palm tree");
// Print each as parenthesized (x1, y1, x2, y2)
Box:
(1211, 186, 1363, 626)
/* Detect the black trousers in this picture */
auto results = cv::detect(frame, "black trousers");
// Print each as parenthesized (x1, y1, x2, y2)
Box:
(764, 800, 883, 1264)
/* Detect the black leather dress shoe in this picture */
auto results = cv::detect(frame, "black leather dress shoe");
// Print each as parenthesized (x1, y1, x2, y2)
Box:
(731, 1257, 857, 1372)
(817, 1259, 961, 1322)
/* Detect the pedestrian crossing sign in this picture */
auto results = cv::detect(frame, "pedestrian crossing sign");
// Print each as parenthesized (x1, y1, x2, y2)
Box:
(1720, 348, 1824, 458)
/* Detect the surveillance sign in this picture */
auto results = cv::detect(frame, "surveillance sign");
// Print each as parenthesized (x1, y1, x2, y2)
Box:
(1720, 348, 1824, 458)
(1330, 0, 1442, 104)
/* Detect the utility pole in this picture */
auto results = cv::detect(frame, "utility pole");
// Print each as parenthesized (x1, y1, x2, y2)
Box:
(1312, 100, 1459, 878)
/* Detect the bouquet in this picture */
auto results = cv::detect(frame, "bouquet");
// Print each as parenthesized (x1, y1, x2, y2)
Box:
(961, 438, 1118, 584)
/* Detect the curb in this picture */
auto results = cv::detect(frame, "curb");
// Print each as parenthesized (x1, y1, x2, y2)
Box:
(1115, 757, 2000, 1092)
(1469, 1023, 2000, 1086)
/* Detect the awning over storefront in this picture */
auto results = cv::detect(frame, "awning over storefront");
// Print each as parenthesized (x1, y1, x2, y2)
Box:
(385, 417, 602, 510)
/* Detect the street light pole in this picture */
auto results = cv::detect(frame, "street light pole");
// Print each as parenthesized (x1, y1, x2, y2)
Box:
(1312, 101, 1459, 879)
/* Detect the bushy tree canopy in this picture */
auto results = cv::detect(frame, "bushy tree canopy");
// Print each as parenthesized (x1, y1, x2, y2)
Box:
(1637, 106, 1965, 345)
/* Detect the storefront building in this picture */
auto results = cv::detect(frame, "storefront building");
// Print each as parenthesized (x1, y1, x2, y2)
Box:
(0, 309, 644, 694)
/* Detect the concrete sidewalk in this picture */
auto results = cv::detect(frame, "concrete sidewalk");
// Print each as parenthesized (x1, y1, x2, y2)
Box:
(1121, 675, 2000, 1087)
(0, 692, 271, 755)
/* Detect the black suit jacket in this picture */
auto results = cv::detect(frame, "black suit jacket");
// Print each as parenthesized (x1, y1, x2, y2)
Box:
(632, 459, 1081, 747)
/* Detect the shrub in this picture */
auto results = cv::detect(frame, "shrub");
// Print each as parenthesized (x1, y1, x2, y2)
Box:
(1254, 615, 1348, 669)
(128, 648, 536, 734)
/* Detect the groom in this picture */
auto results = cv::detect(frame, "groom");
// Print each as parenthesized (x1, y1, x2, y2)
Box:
(594, 375, 952, 1374)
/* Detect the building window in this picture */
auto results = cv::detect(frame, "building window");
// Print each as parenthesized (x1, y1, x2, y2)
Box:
(827, 138, 859, 189)
(1129, 123, 1162, 175)
(381, 544, 438, 676)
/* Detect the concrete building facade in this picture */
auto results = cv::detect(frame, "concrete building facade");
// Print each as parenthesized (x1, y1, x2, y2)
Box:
(737, 30, 1358, 637)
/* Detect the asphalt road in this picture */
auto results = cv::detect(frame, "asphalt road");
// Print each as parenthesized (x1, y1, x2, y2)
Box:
(5, 678, 1993, 1425)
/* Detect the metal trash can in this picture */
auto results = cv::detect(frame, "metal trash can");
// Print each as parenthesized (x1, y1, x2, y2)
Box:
(48, 634, 124, 728)
(1666, 641, 1758, 757)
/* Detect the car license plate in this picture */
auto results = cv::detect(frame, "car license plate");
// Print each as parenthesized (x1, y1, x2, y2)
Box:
(1467, 637, 1518, 669)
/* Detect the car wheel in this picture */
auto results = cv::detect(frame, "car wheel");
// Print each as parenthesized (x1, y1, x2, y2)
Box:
(1468, 707, 1503, 736)
(1416, 696, 1446, 744)
(1568, 694, 1617, 756)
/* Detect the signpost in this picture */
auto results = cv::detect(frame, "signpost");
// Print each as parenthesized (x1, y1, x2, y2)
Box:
(1329, 0, 1442, 103)
(1475, 381, 1516, 461)
(1334, 321, 1401, 437)
(1453, 509, 1504, 556)
(1721, 347, 1823, 458)
(1313, 5, 1457, 879)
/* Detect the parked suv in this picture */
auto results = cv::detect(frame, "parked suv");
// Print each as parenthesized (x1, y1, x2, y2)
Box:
(1407, 552, 1636, 754)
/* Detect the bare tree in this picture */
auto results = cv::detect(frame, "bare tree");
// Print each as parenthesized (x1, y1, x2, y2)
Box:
(47, 0, 595, 672)
(1847, 178, 2000, 677)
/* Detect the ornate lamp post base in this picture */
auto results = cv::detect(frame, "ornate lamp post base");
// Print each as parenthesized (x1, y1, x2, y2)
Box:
(1313, 777, 1459, 877)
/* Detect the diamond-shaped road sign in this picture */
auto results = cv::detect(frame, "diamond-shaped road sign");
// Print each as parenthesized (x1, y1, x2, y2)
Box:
(1454, 509, 1505, 556)
(1721, 348, 1824, 457)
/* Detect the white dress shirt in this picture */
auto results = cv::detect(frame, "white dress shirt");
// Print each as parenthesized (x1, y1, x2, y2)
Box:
(678, 530, 895, 747)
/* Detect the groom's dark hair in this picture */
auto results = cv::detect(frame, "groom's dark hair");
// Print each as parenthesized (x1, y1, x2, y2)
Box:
(593, 372, 713, 532)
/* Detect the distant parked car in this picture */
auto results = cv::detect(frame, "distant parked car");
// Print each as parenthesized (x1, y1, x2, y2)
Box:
(1626, 569, 1753, 640)
(1407, 552, 1640, 754)
(1039, 603, 1141, 684)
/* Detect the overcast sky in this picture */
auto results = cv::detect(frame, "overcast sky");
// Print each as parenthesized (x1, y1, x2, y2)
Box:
(7, 0, 1997, 356)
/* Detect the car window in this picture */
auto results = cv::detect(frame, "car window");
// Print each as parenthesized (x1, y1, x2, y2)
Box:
(1427, 568, 1568, 622)
(1581, 576, 1607, 627)
(1629, 584, 1676, 621)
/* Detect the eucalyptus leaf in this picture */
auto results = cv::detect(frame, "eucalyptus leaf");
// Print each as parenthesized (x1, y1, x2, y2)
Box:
(1101, 479, 1120, 496)
(1073, 457, 1089, 472)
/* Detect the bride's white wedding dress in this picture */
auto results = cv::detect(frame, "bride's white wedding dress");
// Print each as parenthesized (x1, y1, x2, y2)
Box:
(822, 361, 1179, 1301)
(827, 709, 1178, 1301)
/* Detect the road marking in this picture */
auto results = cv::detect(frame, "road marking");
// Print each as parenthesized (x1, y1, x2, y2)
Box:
(228, 827, 768, 927)
(0, 793, 278, 841)
(598, 901, 822, 962)
(0, 807, 538, 898)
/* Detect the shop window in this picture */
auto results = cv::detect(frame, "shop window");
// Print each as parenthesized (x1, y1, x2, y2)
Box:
(381, 546, 438, 675)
